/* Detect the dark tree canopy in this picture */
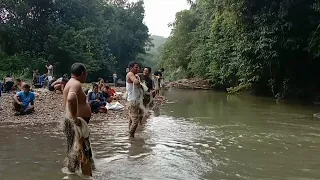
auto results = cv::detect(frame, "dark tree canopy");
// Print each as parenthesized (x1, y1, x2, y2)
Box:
(158, 0, 320, 100)
(0, 0, 149, 82)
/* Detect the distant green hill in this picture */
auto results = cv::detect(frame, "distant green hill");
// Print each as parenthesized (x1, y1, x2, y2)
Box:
(141, 35, 167, 70)
(149, 35, 167, 51)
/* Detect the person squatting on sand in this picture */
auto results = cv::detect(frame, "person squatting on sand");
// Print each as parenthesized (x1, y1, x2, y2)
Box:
(62, 63, 95, 176)
(50, 75, 68, 93)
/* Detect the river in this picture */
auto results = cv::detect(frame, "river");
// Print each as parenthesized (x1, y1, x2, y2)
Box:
(1, 89, 320, 180)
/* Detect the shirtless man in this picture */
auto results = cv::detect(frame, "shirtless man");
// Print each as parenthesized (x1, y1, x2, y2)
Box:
(15, 79, 25, 91)
(62, 63, 94, 176)
(51, 75, 68, 93)
(46, 62, 53, 77)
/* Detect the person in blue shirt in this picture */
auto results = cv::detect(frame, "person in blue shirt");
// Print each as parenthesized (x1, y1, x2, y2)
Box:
(39, 74, 46, 87)
(13, 83, 35, 115)
(87, 83, 107, 113)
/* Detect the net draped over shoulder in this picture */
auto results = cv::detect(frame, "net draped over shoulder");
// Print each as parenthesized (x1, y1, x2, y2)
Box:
(63, 117, 93, 172)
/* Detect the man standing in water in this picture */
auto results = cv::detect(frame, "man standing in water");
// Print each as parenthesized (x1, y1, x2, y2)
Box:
(63, 63, 94, 176)
(126, 61, 142, 138)
(153, 68, 164, 96)
(141, 67, 155, 107)
(113, 72, 117, 86)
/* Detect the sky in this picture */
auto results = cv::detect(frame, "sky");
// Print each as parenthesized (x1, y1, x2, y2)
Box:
(129, 0, 190, 37)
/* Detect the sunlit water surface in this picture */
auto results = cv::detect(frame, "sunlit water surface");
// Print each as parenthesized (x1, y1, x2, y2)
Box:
(1, 89, 320, 180)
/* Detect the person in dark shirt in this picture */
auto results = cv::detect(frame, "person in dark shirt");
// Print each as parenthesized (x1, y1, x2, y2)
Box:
(142, 67, 154, 91)
(101, 84, 113, 103)
(141, 67, 155, 107)
(154, 68, 164, 76)
(3, 74, 14, 92)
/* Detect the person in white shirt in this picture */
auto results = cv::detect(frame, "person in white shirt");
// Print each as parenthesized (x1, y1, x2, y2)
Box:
(126, 61, 142, 138)
(113, 72, 118, 86)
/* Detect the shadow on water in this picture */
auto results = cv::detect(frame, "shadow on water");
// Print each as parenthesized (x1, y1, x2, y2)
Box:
(1, 89, 320, 179)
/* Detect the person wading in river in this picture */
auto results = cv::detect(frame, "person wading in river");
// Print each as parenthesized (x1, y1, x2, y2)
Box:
(126, 61, 143, 138)
(153, 68, 164, 96)
(62, 63, 94, 176)
(140, 67, 155, 108)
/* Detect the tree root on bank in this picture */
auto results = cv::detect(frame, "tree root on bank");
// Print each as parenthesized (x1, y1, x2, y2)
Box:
(166, 78, 213, 90)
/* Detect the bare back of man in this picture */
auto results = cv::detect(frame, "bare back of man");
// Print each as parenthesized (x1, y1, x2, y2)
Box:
(62, 63, 93, 176)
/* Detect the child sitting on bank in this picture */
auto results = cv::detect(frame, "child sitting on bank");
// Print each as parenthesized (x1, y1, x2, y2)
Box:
(87, 83, 107, 113)
(104, 84, 120, 100)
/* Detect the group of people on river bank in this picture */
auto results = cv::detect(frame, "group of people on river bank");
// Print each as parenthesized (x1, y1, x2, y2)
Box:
(0, 62, 71, 114)
(85, 80, 121, 113)
(0, 76, 35, 114)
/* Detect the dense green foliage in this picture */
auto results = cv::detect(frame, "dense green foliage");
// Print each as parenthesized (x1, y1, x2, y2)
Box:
(158, 0, 320, 99)
(0, 0, 149, 81)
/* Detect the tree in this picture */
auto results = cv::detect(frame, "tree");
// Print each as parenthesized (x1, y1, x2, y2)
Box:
(0, 0, 149, 81)
(158, 0, 320, 100)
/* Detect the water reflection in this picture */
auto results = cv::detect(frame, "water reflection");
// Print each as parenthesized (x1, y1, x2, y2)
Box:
(128, 137, 151, 158)
(153, 106, 160, 117)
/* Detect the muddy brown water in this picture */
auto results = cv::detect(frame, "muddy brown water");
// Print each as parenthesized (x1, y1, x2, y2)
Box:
(1, 89, 320, 180)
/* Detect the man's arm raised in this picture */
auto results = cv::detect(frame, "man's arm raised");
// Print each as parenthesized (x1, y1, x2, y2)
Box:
(128, 73, 141, 88)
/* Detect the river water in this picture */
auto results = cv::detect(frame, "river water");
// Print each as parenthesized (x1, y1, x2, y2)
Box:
(1, 89, 320, 180)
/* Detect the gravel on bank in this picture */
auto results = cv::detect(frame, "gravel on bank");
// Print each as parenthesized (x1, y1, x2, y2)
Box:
(0, 87, 166, 125)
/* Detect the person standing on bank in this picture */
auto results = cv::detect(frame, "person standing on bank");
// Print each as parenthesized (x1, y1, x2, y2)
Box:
(46, 62, 53, 78)
(62, 63, 94, 176)
(113, 72, 117, 87)
(126, 61, 143, 138)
